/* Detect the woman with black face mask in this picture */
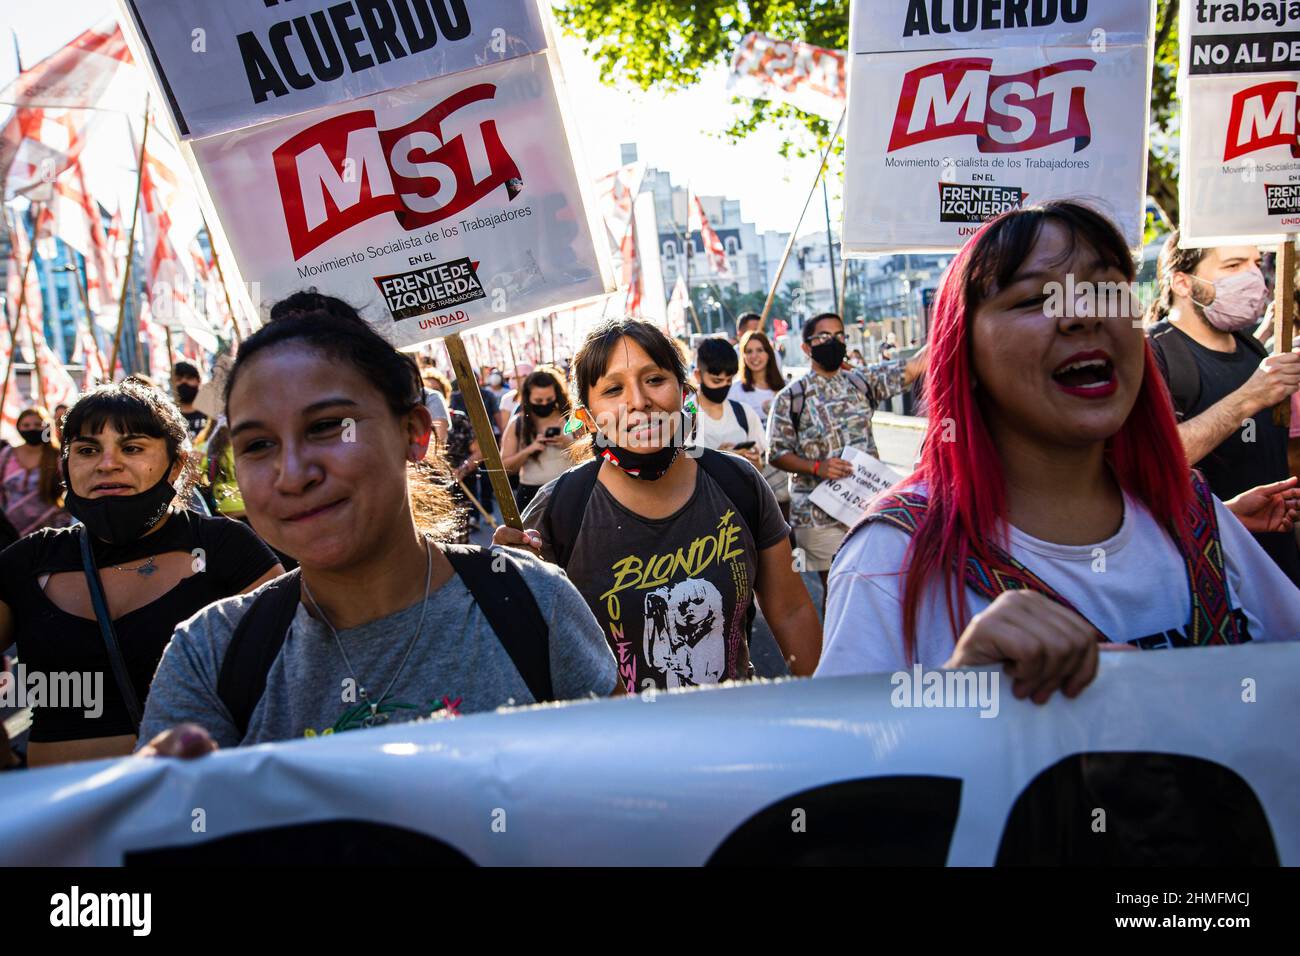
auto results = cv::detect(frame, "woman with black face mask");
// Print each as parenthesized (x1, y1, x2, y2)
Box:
(0, 382, 283, 767)
(494, 318, 823, 691)
(0, 407, 71, 539)
(499, 366, 575, 512)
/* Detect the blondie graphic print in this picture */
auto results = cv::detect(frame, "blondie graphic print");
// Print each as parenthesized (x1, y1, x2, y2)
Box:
(524, 460, 792, 692)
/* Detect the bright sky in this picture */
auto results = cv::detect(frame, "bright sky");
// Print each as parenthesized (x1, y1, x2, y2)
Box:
(1, 0, 839, 236)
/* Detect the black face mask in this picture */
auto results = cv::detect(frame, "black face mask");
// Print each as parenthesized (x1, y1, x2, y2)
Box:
(699, 383, 732, 405)
(594, 412, 685, 481)
(18, 428, 45, 446)
(598, 443, 680, 481)
(528, 401, 556, 418)
(810, 339, 848, 372)
(175, 383, 199, 404)
(63, 462, 177, 545)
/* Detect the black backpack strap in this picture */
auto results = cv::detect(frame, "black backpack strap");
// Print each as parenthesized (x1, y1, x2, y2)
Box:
(787, 375, 809, 437)
(695, 449, 763, 643)
(728, 399, 748, 434)
(442, 544, 554, 703)
(1236, 329, 1269, 362)
(216, 569, 302, 740)
(78, 528, 142, 732)
(1148, 321, 1200, 420)
(538, 457, 602, 568)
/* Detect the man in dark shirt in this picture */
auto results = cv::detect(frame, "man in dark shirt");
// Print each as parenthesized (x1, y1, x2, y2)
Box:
(1146, 235, 1300, 584)
(172, 361, 209, 439)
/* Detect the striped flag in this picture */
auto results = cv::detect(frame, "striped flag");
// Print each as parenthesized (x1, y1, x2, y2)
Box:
(688, 196, 730, 275)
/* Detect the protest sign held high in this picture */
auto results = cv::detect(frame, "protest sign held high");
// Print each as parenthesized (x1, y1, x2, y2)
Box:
(119, 0, 613, 350)
(1178, 0, 1300, 246)
(118, 0, 548, 139)
(842, 0, 1154, 254)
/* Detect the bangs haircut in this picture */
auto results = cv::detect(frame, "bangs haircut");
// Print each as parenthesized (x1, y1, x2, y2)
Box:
(572, 317, 689, 407)
(963, 201, 1136, 312)
(62, 381, 188, 456)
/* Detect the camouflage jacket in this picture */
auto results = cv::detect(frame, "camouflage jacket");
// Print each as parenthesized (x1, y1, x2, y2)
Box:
(766, 362, 906, 529)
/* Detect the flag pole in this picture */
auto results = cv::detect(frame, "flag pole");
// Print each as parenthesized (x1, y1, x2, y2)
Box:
(760, 108, 846, 328)
(202, 214, 242, 343)
(1273, 236, 1296, 429)
(108, 94, 152, 377)
(17, 203, 47, 407)
(0, 205, 37, 415)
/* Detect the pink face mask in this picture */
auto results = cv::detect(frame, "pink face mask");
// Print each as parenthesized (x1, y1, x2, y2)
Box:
(1189, 270, 1270, 331)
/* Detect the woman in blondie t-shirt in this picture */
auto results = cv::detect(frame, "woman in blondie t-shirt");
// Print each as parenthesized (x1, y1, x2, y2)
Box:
(495, 318, 822, 690)
(816, 201, 1300, 703)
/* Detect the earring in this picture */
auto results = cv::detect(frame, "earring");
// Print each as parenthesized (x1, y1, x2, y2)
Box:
(563, 407, 589, 435)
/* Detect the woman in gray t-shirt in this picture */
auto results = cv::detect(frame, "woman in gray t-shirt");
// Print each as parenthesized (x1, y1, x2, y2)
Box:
(138, 292, 619, 758)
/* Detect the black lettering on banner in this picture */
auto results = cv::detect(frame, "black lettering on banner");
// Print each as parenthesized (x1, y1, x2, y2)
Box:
(903, 0, 1087, 37)
(938, 182, 1027, 222)
(374, 257, 487, 320)
(1266, 182, 1300, 214)
(1189, 31, 1300, 75)
(238, 1, 476, 104)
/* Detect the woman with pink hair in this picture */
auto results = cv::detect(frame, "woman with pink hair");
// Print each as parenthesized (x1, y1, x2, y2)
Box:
(817, 201, 1299, 703)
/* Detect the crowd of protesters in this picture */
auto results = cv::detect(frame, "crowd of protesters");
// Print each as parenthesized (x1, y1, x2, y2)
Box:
(2, 201, 1300, 770)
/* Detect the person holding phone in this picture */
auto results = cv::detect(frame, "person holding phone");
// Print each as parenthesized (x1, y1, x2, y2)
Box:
(500, 366, 576, 512)
(692, 338, 767, 467)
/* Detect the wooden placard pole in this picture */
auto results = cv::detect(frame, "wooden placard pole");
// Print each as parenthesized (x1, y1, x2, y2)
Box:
(760, 109, 847, 327)
(1, 205, 39, 412)
(202, 214, 243, 343)
(443, 331, 522, 529)
(1274, 236, 1296, 429)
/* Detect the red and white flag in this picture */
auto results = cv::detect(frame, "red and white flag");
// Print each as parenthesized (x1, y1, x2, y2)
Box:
(666, 276, 690, 338)
(595, 162, 645, 240)
(5, 211, 43, 361)
(29, 327, 78, 411)
(622, 212, 643, 318)
(688, 196, 730, 275)
(727, 32, 846, 122)
(0, 20, 135, 111)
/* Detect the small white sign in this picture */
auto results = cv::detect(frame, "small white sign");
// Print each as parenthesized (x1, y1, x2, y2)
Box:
(809, 446, 904, 528)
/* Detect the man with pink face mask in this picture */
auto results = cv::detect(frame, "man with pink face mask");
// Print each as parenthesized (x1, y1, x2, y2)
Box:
(1146, 232, 1300, 584)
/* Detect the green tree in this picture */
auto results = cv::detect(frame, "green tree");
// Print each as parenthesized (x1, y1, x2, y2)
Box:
(557, 0, 1183, 231)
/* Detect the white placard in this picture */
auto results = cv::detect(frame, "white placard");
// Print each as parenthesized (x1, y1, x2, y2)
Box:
(1178, 2, 1300, 246)
(843, 0, 1154, 254)
(0, 644, 1296, 865)
(808, 446, 904, 528)
(118, 0, 547, 139)
(189, 52, 612, 347)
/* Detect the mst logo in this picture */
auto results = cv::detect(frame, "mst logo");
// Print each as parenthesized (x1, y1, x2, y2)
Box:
(889, 57, 1094, 154)
(273, 83, 523, 259)
(1223, 81, 1300, 161)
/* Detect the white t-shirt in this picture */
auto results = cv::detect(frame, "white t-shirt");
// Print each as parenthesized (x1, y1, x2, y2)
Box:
(499, 388, 520, 421)
(728, 381, 777, 427)
(424, 389, 450, 424)
(693, 399, 766, 452)
(816, 488, 1300, 674)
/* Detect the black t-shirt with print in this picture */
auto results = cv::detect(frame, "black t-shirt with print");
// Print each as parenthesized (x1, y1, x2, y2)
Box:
(523, 457, 790, 692)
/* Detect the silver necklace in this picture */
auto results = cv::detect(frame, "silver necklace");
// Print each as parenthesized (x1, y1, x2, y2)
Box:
(300, 534, 434, 728)
(111, 555, 158, 577)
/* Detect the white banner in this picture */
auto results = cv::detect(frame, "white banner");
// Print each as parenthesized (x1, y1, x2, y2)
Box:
(727, 32, 846, 122)
(188, 52, 611, 347)
(0, 644, 1296, 865)
(1178, 2, 1300, 246)
(843, 0, 1154, 255)
(117, 0, 547, 139)
(809, 446, 903, 527)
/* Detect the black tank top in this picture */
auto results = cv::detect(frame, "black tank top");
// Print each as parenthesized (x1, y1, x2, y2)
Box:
(0, 511, 278, 742)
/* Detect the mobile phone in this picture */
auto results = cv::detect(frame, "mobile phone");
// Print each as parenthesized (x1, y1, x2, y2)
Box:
(544, 426, 562, 438)
(733, 440, 756, 451)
